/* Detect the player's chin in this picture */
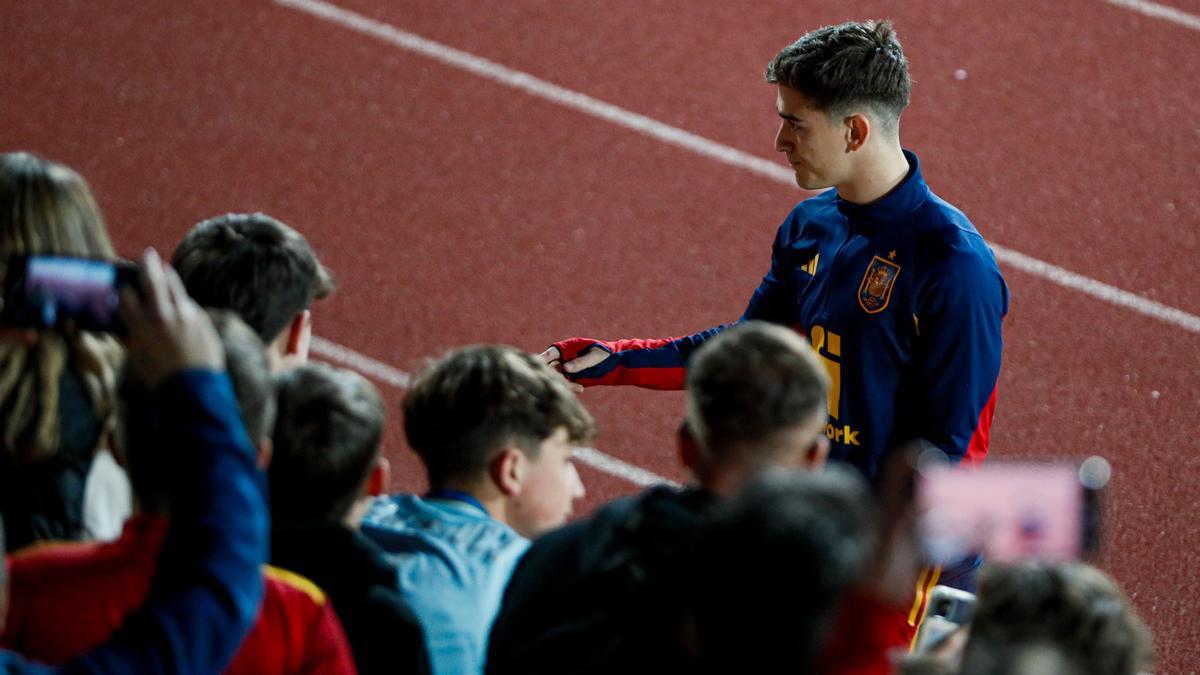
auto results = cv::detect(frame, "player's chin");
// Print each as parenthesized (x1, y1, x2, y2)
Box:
(795, 172, 832, 191)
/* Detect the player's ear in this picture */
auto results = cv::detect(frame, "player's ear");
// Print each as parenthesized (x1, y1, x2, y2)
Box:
(490, 446, 526, 497)
(845, 113, 870, 151)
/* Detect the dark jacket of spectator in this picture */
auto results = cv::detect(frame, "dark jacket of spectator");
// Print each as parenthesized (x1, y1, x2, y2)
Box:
(488, 485, 715, 675)
(272, 519, 430, 675)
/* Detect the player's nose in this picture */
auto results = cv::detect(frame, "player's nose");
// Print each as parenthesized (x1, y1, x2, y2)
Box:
(774, 121, 792, 153)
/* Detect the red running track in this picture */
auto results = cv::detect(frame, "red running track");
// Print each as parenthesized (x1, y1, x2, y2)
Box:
(3, 0, 1198, 670)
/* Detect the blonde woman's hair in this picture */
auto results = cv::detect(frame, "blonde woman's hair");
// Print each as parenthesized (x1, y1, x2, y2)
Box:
(0, 152, 123, 463)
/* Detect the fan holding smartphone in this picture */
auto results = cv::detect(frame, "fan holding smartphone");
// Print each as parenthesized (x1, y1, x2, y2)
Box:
(1, 255, 139, 334)
(0, 152, 127, 549)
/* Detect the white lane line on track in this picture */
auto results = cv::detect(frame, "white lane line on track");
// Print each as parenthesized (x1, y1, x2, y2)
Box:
(574, 447, 681, 488)
(310, 336, 411, 388)
(1102, 0, 1200, 31)
(276, 0, 1200, 336)
(309, 336, 677, 487)
(272, 0, 793, 183)
(993, 247, 1200, 334)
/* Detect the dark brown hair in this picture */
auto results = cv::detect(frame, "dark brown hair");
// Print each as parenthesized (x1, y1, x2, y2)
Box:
(403, 345, 596, 487)
(172, 213, 334, 344)
(765, 20, 911, 133)
(694, 465, 877, 674)
(270, 363, 385, 522)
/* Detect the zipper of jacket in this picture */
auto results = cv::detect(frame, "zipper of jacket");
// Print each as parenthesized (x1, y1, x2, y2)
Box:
(815, 224, 858, 324)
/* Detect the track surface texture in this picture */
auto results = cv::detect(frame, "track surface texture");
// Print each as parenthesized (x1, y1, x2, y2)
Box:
(3, 0, 1199, 670)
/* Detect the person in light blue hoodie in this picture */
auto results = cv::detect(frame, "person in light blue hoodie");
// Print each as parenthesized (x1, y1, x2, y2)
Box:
(362, 344, 596, 675)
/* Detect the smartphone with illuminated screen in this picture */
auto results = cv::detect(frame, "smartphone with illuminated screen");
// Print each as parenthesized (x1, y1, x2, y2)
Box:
(916, 457, 1108, 565)
(1, 255, 138, 333)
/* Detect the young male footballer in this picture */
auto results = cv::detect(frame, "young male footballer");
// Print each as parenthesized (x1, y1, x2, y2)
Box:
(543, 19, 1008, 630)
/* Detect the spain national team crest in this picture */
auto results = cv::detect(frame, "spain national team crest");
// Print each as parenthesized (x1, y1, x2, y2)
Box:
(857, 255, 901, 314)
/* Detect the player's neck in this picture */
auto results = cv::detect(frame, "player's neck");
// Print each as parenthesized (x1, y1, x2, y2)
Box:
(836, 142, 910, 206)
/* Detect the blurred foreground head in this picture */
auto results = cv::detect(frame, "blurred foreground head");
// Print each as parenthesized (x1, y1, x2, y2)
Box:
(960, 562, 1154, 675)
(120, 309, 273, 515)
(682, 321, 830, 494)
(404, 344, 595, 537)
(693, 465, 877, 674)
(270, 362, 387, 526)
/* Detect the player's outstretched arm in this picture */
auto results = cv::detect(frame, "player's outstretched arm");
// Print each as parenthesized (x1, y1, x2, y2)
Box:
(540, 328, 731, 392)
(540, 210, 805, 392)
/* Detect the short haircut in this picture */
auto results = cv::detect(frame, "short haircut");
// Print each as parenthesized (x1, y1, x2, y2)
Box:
(685, 321, 829, 459)
(122, 309, 274, 514)
(693, 465, 878, 674)
(960, 562, 1154, 675)
(403, 345, 596, 487)
(765, 20, 911, 134)
(172, 212, 335, 344)
(269, 363, 385, 522)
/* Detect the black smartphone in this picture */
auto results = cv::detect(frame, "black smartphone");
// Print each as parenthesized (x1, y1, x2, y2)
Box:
(916, 456, 1109, 564)
(1, 255, 138, 333)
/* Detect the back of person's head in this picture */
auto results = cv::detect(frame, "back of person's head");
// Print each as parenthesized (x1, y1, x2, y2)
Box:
(683, 321, 830, 488)
(171, 212, 334, 350)
(121, 309, 274, 515)
(959, 562, 1154, 675)
(270, 362, 385, 524)
(693, 465, 878, 674)
(0, 152, 121, 465)
(765, 20, 911, 136)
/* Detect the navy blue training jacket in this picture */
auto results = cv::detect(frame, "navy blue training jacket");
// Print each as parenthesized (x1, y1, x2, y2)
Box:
(559, 151, 1008, 480)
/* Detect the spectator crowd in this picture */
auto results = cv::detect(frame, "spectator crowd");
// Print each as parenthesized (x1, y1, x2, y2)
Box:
(0, 21, 1156, 675)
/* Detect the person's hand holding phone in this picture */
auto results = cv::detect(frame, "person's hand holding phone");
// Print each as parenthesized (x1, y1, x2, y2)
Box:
(119, 248, 223, 389)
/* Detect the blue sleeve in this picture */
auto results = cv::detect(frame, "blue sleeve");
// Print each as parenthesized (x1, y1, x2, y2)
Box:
(62, 370, 268, 675)
(913, 253, 1008, 464)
